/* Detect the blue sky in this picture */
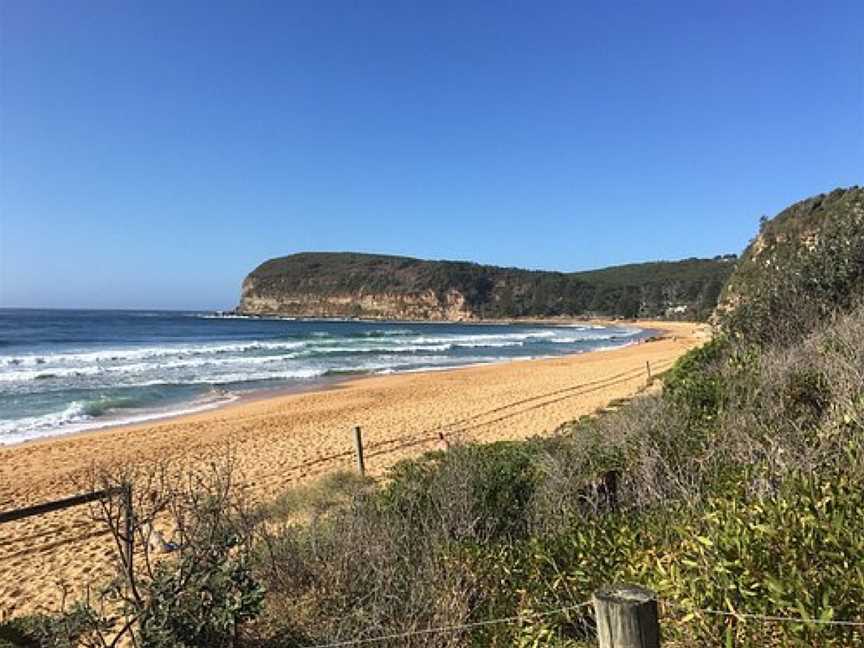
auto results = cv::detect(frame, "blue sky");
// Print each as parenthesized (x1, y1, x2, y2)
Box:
(1, 1, 862, 310)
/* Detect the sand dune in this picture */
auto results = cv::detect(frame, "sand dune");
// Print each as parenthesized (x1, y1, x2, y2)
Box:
(0, 320, 706, 616)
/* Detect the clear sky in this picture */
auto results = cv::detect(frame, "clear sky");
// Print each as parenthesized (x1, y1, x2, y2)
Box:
(1, 1, 862, 310)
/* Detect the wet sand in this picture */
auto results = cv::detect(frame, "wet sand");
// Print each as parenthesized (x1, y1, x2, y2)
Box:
(0, 320, 707, 616)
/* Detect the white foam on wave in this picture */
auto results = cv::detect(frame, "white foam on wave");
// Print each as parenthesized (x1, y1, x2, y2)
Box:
(0, 323, 646, 443)
(591, 340, 638, 353)
(547, 327, 641, 343)
(0, 325, 645, 389)
(0, 366, 103, 383)
(452, 340, 524, 348)
(0, 356, 308, 384)
(0, 401, 92, 437)
(0, 340, 308, 368)
(403, 331, 555, 346)
(361, 329, 416, 337)
(195, 313, 297, 321)
(130, 366, 329, 387)
(0, 393, 241, 445)
(550, 334, 618, 343)
(295, 343, 454, 356)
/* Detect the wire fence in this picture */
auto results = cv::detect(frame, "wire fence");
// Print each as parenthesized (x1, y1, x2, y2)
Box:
(299, 602, 595, 648)
(238, 357, 674, 489)
(295, 594, 864, 648)
(661, 599, 864, 628)
(0, 357, 673, 621)
(0, 358, 667, 565)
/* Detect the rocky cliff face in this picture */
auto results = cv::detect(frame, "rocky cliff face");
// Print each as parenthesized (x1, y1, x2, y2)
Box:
(239, 276, 474, 320)
(235, 251, 735, 321)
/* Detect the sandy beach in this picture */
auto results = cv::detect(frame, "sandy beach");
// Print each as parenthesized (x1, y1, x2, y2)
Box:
(0, 320, 706, 616)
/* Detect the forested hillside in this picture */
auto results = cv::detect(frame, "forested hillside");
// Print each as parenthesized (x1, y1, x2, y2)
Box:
(238, 252, 735, 321)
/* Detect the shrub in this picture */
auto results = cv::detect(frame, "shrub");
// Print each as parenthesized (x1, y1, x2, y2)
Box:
(662, 336, 729, 424)
(0, 607, 111, 648)
(646, 469, 864, 647)
(261, 469, 373, 523)
(781, 367, 832, 425)
(380, 442, 540, 543)
(137, 523, 265, 648)
(529, 428, 625, 534)
(12, 461, 266, 648)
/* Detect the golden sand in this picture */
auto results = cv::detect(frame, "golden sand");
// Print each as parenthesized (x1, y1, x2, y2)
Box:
(0, 320, 706, 616)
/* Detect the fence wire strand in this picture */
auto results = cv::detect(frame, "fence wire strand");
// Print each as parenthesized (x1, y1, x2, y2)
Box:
(300, 596, 864, 648)
(662, 599, 864, 628)
(300, 601, 594, 648)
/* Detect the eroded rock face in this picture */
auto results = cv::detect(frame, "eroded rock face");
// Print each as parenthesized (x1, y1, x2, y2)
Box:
(239, 277, 474, 320)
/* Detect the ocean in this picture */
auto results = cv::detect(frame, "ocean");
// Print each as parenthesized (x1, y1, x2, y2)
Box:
(0, 309, 650, 444)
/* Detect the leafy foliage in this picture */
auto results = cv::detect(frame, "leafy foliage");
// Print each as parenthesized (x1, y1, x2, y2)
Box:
(647, 469, 864, 647)
(380, 442, 539, 543)
(0, 607, 111, 648)
(247, 292, 864, 646)
(137, 537, 264, 648)
(662, 336, 729, 423)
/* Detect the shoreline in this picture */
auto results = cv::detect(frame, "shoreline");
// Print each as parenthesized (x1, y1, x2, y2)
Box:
(0, 319, 706, 616)
(0, 375, 355, 450)
(1, 318, 661, 449)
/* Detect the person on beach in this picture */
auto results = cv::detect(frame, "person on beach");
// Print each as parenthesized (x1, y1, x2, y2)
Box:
(436, 431, 450, 451)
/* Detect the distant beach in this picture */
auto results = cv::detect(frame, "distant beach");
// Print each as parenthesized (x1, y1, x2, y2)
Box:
(0, 320, 706, 616)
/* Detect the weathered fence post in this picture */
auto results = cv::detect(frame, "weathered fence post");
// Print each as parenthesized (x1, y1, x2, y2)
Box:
(646, 360, 652, 380)
(353, 426, 365, 476)
(593, 584, 660, 648)
(122, 483, 134, 585)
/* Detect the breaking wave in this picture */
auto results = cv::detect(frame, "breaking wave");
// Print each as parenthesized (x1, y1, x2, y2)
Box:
(0, 313, 649, 443)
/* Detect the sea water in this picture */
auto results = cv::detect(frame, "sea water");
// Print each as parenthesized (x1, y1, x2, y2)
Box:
(0, 309, 649, 444)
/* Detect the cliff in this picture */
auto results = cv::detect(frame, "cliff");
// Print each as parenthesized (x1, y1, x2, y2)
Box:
(715, 186, 864, 344)
(237, 252, 735, 321)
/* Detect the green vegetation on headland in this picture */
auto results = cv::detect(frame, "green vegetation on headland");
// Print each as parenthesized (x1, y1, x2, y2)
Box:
(239, 251, 736, 321)
(4, 186, 864, 648)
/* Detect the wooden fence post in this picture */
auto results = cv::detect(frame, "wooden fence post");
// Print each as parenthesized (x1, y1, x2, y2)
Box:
(122, 483, 134, 586)
(646, 360, 652, 380)
(593, 584, 660, 648)
(353, 426, 365, 476)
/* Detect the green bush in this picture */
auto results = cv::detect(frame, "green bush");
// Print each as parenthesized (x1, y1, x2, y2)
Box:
(247, 304, 864, 646)
(380, 441, 539, 543)
(474, 515, 645, 647)
(0, 605, 112, 648)
(0, 617, 40, 648)
(5, 464, 267, 648)
(138, 539, 264, 648)
(262, 469, 373, 523)
(646, 469, 864, 647)
(662, 337, 729, 424)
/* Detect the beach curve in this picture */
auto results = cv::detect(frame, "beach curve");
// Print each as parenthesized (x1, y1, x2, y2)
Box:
(0, 320, 707, 616)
